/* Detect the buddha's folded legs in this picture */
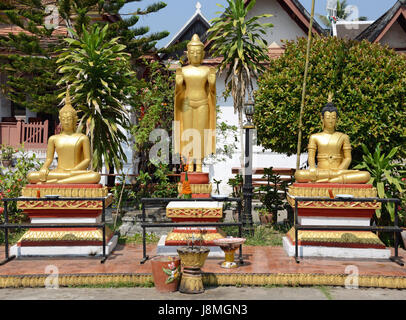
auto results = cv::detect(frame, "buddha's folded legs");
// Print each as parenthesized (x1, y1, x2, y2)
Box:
(328, 171, 370, 184)
(295, 169, 370, 184)
(27, 170, 101, 184)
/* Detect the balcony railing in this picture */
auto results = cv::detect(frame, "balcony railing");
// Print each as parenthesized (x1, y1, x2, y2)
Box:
(0, 120, 48, 150)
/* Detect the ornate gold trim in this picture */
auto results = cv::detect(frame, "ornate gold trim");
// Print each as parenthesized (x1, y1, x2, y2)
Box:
(286, 227, 384, 246)
(17, 229, 113, 243)
(177, 183, 212, 194)
(17, 195, 113, 210)
(288, 185, 378, 199)
(1, 273, 406, 289)
(166, 230, 226, 242)
(166, 207, 222, 218)
(287, 185, 381, 209)
(22, 186, 109, 198)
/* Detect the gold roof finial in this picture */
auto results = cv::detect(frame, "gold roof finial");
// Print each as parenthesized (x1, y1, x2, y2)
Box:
(59, 87, 77, 115)
(187, 34, 204, 48)
(327, 92, 334, 103)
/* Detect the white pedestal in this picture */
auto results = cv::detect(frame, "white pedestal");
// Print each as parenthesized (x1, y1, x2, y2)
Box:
(283, 237, 391, 259)
(156, 235, 225, 258)
(10, 235, 118, 257)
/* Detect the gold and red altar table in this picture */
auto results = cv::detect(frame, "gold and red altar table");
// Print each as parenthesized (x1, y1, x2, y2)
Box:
(164, 201, 225, 246)
(10, 184, 117, 257)
(283, 183, 390, 259)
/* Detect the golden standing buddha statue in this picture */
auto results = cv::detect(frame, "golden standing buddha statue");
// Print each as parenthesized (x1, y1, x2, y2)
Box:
(27, 91, 100, 184)
(295, 102, 370, 184)
(174, 34, 216, 173)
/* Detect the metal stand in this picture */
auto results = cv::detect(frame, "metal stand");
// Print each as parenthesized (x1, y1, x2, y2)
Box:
(0, 197, 111, 265)
(293, 197, 403, 266)
(140, 197, 244, 265)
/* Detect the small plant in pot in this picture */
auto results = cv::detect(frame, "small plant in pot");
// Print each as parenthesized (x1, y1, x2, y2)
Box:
(256, 167, 286, 226)
(1, 144, 15, 167)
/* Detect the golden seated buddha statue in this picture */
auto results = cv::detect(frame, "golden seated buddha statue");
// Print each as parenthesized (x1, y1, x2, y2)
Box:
(295, 102, 370, 184)
(27, 91, 100, 184)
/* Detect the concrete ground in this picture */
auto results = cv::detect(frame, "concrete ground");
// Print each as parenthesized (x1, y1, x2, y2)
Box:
(0, 286, 405, 300)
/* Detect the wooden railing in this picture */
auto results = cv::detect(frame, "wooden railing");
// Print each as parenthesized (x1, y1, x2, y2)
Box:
(231, 167, 295, 187)
(0, 120, 48, 150)
(21, 120, 48, 149)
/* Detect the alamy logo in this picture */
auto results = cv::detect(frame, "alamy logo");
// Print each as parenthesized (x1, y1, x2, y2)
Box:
(44, 265, 59, 289)
(44, 5, 59, 30)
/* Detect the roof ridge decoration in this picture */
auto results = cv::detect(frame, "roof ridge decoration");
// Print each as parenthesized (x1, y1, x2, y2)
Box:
(164, 1, 211, 49)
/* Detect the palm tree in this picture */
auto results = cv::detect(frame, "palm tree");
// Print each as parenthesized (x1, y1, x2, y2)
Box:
(207, 0, 273, 164)
(56, 24, 136, 173)
(318, 0, 368, 28)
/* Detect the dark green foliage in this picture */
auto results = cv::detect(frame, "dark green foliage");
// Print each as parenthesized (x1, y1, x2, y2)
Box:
(0, 0, 169, 115)
(256, 168, 286, 224)
(354, 143, 406, 226)
(254, 36, 406, 163)
(57, 24, 135, 172)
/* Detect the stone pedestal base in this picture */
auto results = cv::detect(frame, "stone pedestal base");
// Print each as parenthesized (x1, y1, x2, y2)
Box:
(283, 236, 391, 259)
(11, 235, 118, 257)
(15, 184, 115, 257)
(284, 183, 390, 259)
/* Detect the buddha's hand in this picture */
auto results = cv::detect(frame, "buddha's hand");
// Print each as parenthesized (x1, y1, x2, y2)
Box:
(176, 69, 183, 86)
(309, 168, 317, 181)
(38, 168, 49, 182)
(208, 68, 216, 86)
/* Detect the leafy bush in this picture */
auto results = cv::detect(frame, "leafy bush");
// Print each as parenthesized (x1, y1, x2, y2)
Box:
(254, 36, 406, 162)
(354, 144, 406, 225)
(255, 168, 287, 224)
(112, 162, 178, 212)
(0, 148, 40, 224)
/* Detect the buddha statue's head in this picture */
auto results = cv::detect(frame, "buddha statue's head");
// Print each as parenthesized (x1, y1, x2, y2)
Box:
(321, 102, 338, 132)
(187, 34, 205, 66)
(59, 90, 78, 132)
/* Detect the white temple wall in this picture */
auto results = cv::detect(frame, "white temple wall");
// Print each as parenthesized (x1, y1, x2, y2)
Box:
(248, 0, 307, 46)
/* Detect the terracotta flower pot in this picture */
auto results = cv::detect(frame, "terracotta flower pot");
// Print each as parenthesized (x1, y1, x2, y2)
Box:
(151, 256, 181, 292)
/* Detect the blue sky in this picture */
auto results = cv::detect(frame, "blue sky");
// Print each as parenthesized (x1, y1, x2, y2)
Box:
(120, 0, 398, 48)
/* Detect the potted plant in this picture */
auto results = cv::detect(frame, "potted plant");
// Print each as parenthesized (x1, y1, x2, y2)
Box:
(227, 174, 243, 222)
(256, 167, 286, 226)
(0, 145, 15, 167)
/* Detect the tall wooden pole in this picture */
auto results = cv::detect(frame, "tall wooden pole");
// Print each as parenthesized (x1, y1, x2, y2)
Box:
(296, 0, 316, 170)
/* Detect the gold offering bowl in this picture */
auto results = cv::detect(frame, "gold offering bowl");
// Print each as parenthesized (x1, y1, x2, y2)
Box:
(177, 247, 210, 294)
(213, 237, 246, 269)
(177, 247, 210, 268)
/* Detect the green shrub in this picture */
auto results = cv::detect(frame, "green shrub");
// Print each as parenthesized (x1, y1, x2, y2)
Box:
(254, 36, 406, 163)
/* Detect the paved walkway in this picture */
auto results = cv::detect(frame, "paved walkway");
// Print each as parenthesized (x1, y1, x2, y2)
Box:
(1, 244, 405, 278)
(0, 286, 405, 300)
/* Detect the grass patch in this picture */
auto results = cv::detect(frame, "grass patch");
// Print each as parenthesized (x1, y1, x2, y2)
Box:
(0, 229, 28, 245)
(317, 286, 333, 300)
(118, 232, 160, 245)
(220, 224, 290, 246)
